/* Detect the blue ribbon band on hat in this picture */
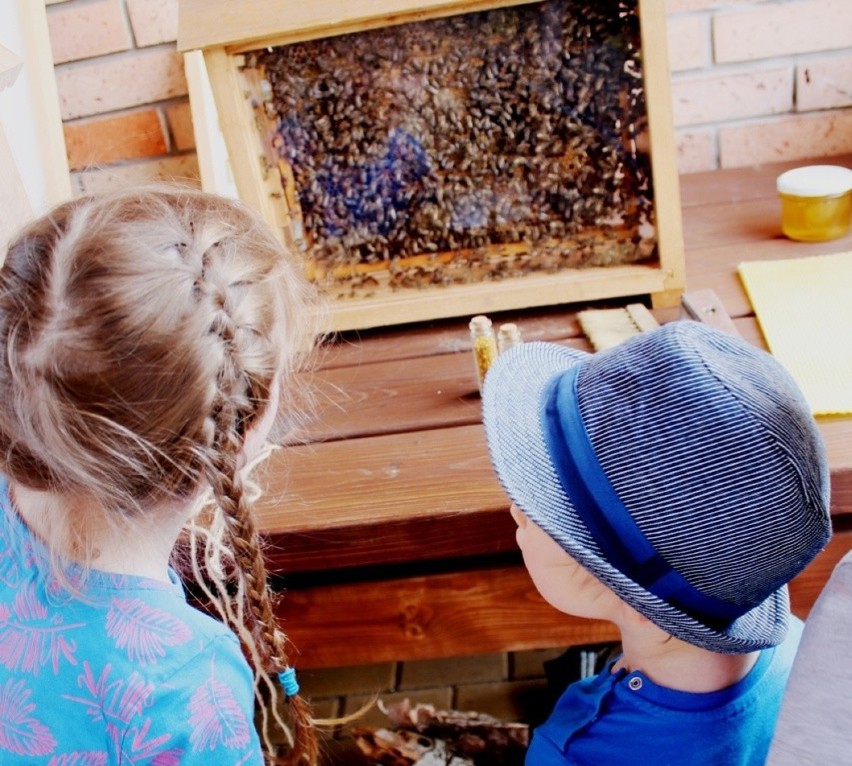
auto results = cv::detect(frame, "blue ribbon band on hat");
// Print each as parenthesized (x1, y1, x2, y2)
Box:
(279, 667, 300, 697)
(541, 367, 749, 627)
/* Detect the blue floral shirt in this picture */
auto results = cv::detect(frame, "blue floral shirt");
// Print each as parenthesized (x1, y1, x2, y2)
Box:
(0, 478, 264, 764)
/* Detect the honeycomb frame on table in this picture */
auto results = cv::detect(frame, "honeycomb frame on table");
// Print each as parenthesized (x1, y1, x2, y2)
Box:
(179, 0, 685, 331)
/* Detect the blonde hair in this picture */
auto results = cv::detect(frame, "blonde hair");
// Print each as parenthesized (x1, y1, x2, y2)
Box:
(0, 186, 322, 764)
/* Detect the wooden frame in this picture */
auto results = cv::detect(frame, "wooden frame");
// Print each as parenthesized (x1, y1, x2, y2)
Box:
(179, 0, 684, 331)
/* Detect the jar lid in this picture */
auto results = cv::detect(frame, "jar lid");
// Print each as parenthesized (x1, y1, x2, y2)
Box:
(777, 165, 852, 197)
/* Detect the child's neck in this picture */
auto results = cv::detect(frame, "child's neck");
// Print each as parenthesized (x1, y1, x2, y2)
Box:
(612, 615, 760, 693)
(11, 482, 188, 584)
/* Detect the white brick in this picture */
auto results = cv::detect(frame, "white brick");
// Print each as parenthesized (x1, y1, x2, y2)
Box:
(56, 49, 187, 120)
(797, 54, 852, 112)
(719, 109, 852, 167)
(672, 68, 793, 127)
(665, 0, 771, 12)
(47, 0, 131, 65)
(714, 0, 852, 64)
(126, 0, 179, 47)
(676, 129, 717, 173)
(667, 15, 710, 72)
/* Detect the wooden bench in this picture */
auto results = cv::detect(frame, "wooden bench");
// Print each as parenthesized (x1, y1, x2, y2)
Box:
(255, 156, 852, 669)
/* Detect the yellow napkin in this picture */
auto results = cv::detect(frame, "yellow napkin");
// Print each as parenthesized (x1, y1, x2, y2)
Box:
(738, 251, 852, 415)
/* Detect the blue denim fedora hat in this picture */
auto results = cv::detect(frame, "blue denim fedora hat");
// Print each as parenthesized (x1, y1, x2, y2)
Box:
(482, 321, 831, 653)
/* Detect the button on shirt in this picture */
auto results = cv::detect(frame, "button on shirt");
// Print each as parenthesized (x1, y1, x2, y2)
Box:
(528, 620, 804, 766)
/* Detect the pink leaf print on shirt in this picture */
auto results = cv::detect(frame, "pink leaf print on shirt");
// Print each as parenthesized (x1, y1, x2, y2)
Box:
(0, 544, 19, 588)
(0, 583, 80, 675)
(48, 752, 108, 765)
(64, 662, 154, 725)
(0, 678, 57, 756)
(106, 598, 192, 666)
(115, 717, 183, 765)
(188, 658, 251, 751)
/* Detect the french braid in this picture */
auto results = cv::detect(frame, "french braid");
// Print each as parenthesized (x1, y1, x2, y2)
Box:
(180, 195, 321, 765)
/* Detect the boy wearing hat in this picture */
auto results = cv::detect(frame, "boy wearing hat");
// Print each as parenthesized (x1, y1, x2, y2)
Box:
(482, 321, 831, 765)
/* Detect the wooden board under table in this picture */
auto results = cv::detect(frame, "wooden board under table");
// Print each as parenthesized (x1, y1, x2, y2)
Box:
(257, 156, 852, 669)
(280, 534, 852, 669)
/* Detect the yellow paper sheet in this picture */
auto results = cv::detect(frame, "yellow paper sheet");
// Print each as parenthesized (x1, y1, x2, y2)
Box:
(738, 251, 852, 415)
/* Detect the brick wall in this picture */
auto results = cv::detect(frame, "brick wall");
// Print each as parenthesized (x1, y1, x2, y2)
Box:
(667, 0, 852, 172)
(47, 0, 852, 193)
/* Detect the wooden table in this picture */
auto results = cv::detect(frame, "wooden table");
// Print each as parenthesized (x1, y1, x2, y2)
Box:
(256, 156, 852, 669)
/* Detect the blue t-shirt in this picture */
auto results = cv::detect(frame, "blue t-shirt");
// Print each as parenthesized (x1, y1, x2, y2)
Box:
(0, 479, 264, 764)
(529, 619, 804, 766)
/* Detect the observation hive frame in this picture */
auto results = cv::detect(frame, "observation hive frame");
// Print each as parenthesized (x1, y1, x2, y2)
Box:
(179, 0, 685, 332)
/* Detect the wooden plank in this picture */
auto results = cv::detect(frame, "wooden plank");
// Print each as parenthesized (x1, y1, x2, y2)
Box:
(303, 339, 592, 442)
(180, 0, 559, 52)
(258, 423, 507, 535)
(262, 507, 516, 574)
(257, 416, 852, 574)
(788, 531, 852, 620)
(325, 263, 673, 333)
(277, 564, 621, 668)
(182, 50, 238, 196)
(638, 0, 685, 305)
(202, 48, 281, 228)
(319, 305, 588, 370)
(301, 352, 486, 442)
(274, 529, 852, 668)
(680, 154, 852, 209)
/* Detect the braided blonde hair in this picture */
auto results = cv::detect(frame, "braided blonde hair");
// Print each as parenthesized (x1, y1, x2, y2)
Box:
(0, 186, 322, 764)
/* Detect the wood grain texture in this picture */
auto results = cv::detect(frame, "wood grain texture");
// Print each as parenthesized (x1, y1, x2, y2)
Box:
(179, 0, 536, 52)
(276, 530, 852, 668)
(258, 424, 506, 534)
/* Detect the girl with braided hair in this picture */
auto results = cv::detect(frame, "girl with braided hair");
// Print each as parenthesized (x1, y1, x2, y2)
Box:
(0, 187, 322, 764)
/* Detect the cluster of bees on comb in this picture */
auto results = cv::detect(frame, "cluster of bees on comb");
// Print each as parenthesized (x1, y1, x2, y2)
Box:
(249, 0, 656, 298)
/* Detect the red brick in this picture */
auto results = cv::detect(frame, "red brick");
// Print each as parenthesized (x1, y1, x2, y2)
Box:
(126, 0, 179, 47)
(797, 54, 852, 112)
(47, 0, 130, 65)
(165, 101, 195, 151)
(64, 109, 168, 170)
(714, 0, 852, 64)
(719, 109, 852, 167)
(55, 48, 187, 121)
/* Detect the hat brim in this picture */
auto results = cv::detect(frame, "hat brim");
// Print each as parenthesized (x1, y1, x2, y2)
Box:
(481, 341, 789, 654)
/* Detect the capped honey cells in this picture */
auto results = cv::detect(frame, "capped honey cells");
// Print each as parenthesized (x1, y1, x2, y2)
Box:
(247, 0, 656, 298)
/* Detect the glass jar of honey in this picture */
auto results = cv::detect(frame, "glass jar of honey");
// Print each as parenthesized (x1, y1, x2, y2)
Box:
(776, 165, 852, 242)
